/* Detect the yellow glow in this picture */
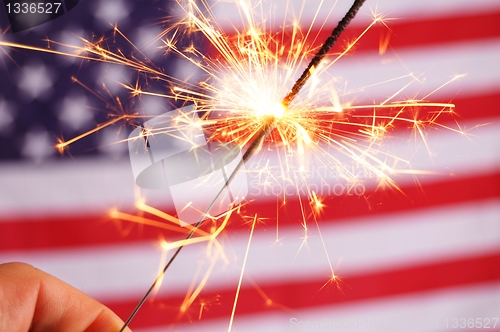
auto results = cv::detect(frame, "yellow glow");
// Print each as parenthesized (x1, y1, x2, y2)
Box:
(260, 103, 286, 119)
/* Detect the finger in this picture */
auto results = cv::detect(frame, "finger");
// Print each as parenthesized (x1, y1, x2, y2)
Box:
(0, 262, 131, 332)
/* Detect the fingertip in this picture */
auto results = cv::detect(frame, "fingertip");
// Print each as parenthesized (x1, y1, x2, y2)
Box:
(0, 261, 132, 332)
(83, 306, 132, 332)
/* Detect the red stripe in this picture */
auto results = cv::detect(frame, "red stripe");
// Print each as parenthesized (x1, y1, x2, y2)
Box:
(1, 170, 498, 251)
(241, 170, 500, 230)
(210, 11, 500, 57)
(315, 11, 500, 54)
(452, 91, 500, 121)
(105, 251, 500, 329)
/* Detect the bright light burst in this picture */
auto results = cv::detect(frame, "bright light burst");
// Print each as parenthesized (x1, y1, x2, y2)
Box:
(0, 0, 462, 329)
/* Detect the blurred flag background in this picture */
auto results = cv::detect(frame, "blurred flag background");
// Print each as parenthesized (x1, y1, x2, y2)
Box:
(0, 0, 499, 331)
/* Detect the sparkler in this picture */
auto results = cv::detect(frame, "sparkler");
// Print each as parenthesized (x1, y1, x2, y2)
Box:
(0, 0, 461, 330)
(121, 1, 366, 329)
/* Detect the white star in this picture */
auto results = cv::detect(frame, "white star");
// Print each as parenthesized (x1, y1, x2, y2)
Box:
(54, 27, 87, 65)
(132, 27, 163, 57)
(171, 57, 203, 84)
(22, 129, 54, 164)
(17, 63, 55, 101)
(94, 0, 131, 27)
(98, 127, 128, 159)
(96, 63, 130, 94)
(0, 98, 16, 135)
(58, 94, 94, 132)
(140, 95, 170, 116)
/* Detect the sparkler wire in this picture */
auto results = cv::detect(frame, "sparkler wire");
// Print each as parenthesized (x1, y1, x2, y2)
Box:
(120, 0, 366, 330)
(282, 0, 367, 107)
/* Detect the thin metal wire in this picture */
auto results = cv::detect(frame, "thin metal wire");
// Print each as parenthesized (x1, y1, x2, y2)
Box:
(119, 183, 227, 331)
(119, 123, 272, 331)
(283, 0, 367, 107)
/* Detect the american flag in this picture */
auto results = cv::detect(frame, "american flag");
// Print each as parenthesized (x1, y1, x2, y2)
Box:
(1, 0, 499, 331)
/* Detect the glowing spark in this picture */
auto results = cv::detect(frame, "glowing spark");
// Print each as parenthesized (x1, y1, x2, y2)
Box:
(55, 115, 131, 153)
(257, 102, 286, 119)
(228, 214, 257, 332)
(311, 191, 324, 209)
(180, 250, 221, 314)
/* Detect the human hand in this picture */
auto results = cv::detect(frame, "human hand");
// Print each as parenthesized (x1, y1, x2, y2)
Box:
(0, 262, 131, 332)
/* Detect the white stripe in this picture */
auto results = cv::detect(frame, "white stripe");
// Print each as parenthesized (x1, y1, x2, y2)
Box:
(1, 198, 499, 301)
(146, 281, 500, 332)
(0, 157, 138, 219)
(327, 38, 500, 101)
(1, 117, 499, 217)
(249, 117, 500, 199)
(212, 0, 500, 30)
